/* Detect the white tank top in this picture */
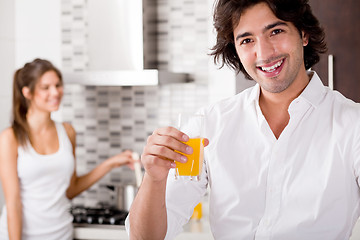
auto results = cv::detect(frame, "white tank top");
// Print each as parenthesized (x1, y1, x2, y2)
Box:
(0, 122, 75, 240)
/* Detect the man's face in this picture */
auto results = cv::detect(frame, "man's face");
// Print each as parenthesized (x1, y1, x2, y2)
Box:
(233, 2, 309, 94)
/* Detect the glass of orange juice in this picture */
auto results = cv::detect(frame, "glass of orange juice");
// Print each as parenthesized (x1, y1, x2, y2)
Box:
(174, 113, 204, 181)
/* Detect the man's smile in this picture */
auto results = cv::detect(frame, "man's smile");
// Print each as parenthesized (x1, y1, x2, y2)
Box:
(257, 59, 285, 73)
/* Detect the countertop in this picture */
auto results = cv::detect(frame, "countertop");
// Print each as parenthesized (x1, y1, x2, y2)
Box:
(73, 224, 127, 240)
(74, 218, 360, 240)
(73, 219, 213, 240)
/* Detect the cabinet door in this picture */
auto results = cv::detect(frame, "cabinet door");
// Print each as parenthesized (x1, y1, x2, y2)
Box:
(310, 0, 360, 102)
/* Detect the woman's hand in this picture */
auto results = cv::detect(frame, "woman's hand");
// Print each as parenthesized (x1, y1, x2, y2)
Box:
(108, 150, 137, 170)
(67, 150, 138, 199)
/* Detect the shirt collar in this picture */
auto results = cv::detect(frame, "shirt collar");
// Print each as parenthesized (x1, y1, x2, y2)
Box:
(297, 71, 327, 108)
(246, 82, 261, 107)
(245, 71, 326, 108)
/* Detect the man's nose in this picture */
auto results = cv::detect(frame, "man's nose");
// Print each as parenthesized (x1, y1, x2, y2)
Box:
(255, 38, 275, 61)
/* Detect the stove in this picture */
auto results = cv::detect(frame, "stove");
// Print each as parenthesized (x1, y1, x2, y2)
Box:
(71, 206, 128, 226)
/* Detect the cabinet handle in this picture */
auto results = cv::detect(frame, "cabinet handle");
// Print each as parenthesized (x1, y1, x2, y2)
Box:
(328, 54, 334, 90)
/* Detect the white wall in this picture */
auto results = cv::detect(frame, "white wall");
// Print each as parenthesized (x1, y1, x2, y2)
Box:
(0, 0, 62, 210)
(0, 0, 15, 210)
(14, 0, 62, 68)
(0, 0, 62, 129)
(206, 0, 236, 103)
(0, 0, 15, 132)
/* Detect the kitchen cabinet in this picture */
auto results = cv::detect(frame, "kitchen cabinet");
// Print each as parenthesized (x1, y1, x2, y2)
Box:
(310, 0, 360, 102)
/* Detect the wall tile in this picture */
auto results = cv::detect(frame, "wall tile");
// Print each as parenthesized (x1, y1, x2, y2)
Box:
(61, 0, 217, 207)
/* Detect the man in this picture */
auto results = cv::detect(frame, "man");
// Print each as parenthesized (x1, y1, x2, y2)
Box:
(127, 0, 360, 239)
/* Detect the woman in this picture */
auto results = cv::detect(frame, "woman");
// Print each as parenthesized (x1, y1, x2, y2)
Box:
(0, 58, 136, 239)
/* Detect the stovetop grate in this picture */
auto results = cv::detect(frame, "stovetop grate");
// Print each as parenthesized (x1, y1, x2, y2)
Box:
(71, 206, 128, 225)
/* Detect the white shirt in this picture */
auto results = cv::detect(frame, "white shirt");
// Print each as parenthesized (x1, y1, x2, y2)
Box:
(162, 72, 360, 240)
(0, 122, 74, 240)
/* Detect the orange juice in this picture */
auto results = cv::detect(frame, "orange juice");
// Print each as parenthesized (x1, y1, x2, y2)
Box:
(191, 202, 202, 220)
(175, 138, 204, 177)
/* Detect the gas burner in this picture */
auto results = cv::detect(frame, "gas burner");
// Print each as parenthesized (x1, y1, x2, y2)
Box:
(71, 206, 128, 225)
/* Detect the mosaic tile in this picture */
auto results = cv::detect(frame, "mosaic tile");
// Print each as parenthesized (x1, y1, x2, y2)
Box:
(61, 0, 213, 207)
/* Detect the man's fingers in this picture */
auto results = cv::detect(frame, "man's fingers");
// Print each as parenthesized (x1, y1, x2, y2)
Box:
(203, 138, 209, 147)
(147, 128, 191, 155)
(141, 154, 175, 169)
(144, 144, 188, 163)
(153, 127, 189, 142)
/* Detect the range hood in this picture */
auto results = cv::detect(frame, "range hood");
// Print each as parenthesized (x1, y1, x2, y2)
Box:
(63, 70, 188, 86)
(63, 0, 188, 86)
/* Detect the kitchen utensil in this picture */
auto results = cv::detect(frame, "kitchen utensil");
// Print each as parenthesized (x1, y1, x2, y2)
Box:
(132, 152, 142, 187)
(106, 184, 138, 211)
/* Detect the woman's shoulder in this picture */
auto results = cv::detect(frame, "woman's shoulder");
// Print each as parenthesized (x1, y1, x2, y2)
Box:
(0, 127, 18, 151)
(61, 122, 75, 133)
(60, 122, 76, 145)
(0, 127, 17, 143)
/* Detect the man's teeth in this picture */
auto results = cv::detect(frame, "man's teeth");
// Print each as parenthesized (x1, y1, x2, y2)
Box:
(260, 60, 283, 72)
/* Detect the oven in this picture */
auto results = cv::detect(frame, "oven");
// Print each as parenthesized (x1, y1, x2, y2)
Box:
(71, 206, 128, 240)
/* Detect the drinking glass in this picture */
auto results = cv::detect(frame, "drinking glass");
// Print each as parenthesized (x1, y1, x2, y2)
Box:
(174, 113, 204, 181)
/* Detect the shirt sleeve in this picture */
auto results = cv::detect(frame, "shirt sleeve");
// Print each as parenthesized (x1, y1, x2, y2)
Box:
(352, 109, 360, 186)
(124, 158, 208, 240)
(126, 108, 209, 239)
(164, 164, 208, 240)
(164, 109, 209, 239)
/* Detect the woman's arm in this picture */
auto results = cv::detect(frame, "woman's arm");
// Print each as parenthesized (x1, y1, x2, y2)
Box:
(63, 123, 135, 199)
(0, 128, 22, 240)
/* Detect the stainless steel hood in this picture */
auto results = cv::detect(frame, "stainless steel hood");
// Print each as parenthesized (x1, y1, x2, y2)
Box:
(63, 0, 187, 86)
(63, 70, 188, 86)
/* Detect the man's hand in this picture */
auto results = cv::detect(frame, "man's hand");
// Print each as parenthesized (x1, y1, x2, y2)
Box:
(141, 126, 209, 182)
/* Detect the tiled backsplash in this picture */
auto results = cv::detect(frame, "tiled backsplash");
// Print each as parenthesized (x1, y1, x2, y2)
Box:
(61, 0, 214, 207)
(61, 0, 88, 72)
(156, 0, 209, 73)
(62, 83, 208, 206)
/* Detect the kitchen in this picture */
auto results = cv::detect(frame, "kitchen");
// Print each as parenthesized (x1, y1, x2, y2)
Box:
(0, 0, 232, 239)
(0, 0, 360, 239)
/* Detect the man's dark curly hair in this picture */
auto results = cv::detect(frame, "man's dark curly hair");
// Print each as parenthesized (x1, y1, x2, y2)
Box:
(210, 0, 327, 79)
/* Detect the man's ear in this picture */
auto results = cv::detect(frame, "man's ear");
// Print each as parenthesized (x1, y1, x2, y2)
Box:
(302, 32, 309, 46)
(22, 87, 32, 100)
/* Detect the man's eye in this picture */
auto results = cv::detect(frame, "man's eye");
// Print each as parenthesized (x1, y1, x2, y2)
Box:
(272, 29, 283, 35)
(241, 38, 252, 45)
